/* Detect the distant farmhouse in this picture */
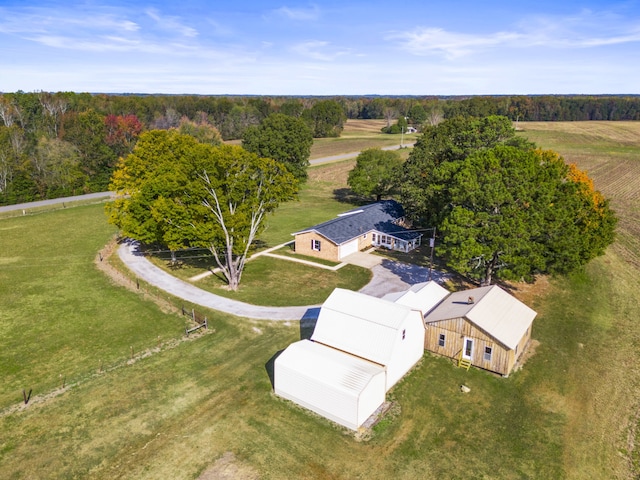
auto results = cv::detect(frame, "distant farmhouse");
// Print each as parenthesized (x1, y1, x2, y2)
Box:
(292, 200, 422, 262)
(274, 283, 537, 430)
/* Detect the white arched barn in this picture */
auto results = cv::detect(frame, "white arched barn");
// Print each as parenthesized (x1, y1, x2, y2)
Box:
(274, 289, 425, 430)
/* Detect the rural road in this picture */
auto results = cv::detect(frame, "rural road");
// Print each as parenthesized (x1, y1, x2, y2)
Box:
(309, 143, 414, 165)
(0, 191, 115, 213)
(0, 143, 413, 214)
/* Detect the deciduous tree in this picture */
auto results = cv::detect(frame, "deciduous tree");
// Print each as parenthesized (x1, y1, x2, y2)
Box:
(400, 115, 532, 225)
(302, 100, 345, 138)
(107, 130, 297, 290)
(242, 113, 313, 182)
(348, 148, 403, 201)
(436, 146, 616, 285)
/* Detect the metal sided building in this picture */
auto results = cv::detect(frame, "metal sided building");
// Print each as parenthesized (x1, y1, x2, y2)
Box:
(423, 285, 537, 376)
(311, 288, 426, 391)
(383, 281, 450, 317)
(274, 339, 386, 431)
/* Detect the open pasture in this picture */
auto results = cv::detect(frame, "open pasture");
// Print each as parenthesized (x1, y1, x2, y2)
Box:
(1, 122, 640, 479)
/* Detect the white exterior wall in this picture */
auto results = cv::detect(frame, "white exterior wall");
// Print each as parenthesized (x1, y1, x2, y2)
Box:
(385, 309, 425, 389)
(311, 289, 425, 392)
(274, 340, 386, 430)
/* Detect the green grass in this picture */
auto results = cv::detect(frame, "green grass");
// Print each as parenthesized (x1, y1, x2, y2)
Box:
(0, 204, 186, 410)
(270, 244, 341, 267)
(2, 249, 635, 479)
(197, 257, 371, 306)
(2, 122, 640, 479)
(149, 253, 370, 306)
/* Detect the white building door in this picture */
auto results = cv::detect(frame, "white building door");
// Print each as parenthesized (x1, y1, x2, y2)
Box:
(463, 337, 474, 360)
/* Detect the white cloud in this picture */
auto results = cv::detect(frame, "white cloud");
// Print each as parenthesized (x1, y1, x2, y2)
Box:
(274, 4, 320, 21)
(390, 9, 640, 58)
(291, 40, 349, 61)
(145, 8, 198, 38)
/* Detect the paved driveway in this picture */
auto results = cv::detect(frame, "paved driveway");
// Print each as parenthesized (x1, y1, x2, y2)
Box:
(118, 241, 444, 321)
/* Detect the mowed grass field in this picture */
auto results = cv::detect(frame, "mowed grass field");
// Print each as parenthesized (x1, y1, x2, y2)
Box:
(0, 121, 639, 479)
(310, 118, 418, 159)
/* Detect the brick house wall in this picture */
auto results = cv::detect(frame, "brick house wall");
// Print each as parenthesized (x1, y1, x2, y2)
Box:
(294, 232, 341, 262)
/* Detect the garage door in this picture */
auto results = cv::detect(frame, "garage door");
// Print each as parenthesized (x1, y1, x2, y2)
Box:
(339, 239, 359, 259)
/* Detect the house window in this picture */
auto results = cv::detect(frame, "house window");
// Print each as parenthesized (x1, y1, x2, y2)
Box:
(363, 233, 367, 239)
(484, 346, 493, 361)
(311, 239, 321, 251)
(372, 233, 376, 242)
(438, 333, 445, 347)
(402, 329, 406, 340)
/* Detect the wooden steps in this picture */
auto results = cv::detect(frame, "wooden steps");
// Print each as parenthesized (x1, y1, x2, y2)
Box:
(457, 352, 472, 371)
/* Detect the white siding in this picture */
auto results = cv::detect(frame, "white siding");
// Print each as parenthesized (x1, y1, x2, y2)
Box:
(274, 340, 386, 430)
(385, 281, 450, 316)
(311, 289, 425, 391)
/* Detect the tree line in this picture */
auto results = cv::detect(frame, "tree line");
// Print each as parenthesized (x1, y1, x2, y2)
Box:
(110, 114, 616, 290)
(348, 116, 617, 285)
(2, 90, 638, 205)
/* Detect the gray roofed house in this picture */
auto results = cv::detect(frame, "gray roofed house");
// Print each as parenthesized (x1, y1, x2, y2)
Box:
(292, 200, 423, 262)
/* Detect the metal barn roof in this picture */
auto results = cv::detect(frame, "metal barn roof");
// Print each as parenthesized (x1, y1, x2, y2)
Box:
(383, 281, 450, 316)
(276, 339, 385, 397)
(424, 285, 537, 350)
(311, 288, 420, 366)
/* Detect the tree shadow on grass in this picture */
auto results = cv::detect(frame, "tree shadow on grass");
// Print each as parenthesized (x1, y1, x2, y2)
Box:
(332, 188, 365, 205)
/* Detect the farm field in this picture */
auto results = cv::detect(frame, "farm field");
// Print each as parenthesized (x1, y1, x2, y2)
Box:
(0, 122, 639, 479)
(518, 121, 640, 271)
(310, 118, 418, 159)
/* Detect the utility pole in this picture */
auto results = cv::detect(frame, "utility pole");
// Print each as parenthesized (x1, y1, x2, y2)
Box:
(428, 227, 436, 281)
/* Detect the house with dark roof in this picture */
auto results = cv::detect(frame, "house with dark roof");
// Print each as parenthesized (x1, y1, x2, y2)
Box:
(291, 200, 422, 262)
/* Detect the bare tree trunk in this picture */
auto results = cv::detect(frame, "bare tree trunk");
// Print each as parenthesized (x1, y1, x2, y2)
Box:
(200, 170, 266, 291)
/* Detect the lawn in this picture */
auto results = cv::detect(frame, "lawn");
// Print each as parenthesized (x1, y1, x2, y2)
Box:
(153, 254, 371, 307)
(143, 158, 371, 305)
(0, 204, 187, 411)
(1, 121, 640, 479)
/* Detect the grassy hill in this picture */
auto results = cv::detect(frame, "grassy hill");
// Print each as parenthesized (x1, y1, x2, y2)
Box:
(0, 121, 639, 479)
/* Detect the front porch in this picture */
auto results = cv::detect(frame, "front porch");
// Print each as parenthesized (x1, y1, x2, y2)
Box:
(371, 232, 421, 253)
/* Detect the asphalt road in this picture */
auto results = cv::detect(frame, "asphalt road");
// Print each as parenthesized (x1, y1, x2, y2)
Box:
(0, 191, 115, 213)
(0, 143, 413, 213)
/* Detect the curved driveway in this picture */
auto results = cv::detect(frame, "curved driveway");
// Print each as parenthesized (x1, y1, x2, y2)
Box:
(118, 240, 440, 321)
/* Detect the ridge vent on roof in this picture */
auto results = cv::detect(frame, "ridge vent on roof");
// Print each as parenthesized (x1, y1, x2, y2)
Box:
(337, 210, 363, 217)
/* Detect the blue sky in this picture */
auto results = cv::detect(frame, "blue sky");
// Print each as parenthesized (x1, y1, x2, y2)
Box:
(1, 0, 639, 95)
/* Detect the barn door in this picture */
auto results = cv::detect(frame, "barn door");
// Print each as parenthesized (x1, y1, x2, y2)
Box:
(463, 337, 474, 360)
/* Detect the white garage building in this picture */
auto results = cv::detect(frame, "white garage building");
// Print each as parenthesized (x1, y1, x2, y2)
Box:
(274, 288, 425, 430)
